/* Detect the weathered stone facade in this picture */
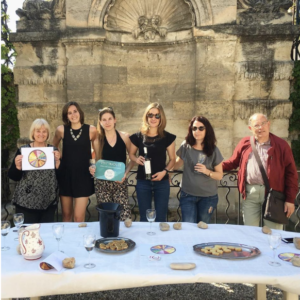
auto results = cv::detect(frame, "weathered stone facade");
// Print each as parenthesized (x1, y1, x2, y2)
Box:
(11, 0, 299, 159)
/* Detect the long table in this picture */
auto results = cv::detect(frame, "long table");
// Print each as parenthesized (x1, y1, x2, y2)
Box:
(1, 222, 300, 299)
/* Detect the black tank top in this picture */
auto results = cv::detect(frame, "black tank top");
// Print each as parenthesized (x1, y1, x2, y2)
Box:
(102, 130, 126, 164)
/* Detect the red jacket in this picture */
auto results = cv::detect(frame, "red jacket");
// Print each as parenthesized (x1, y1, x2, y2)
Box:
(222, 133, 298, 204)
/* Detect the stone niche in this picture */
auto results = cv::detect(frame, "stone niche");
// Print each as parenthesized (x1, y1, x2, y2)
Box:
(11, 0, 299, 157)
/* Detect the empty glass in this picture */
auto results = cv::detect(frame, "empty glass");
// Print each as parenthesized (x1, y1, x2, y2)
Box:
(146, 209, 156, 236)
(52, 224, 64, 252)
(13, 213, 24, 241)
(194, 153, 207, 174)
(268, 232, 281, 267)
(1, 221, 11, 251)
(83, 234, 96, 269)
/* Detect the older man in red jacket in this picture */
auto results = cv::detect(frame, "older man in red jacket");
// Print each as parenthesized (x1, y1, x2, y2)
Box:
(223, 113, 298, 229)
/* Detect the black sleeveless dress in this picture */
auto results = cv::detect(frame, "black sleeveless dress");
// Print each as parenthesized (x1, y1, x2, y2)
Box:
(59, 124, 94, 197)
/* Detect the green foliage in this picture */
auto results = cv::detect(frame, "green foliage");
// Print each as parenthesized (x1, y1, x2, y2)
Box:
(289, 61, 300, 167)
(1, 0, 19, 168)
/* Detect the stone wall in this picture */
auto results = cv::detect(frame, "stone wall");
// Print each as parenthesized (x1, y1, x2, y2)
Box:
(9, 0, 299, 216)
(11, 0, 299, 157)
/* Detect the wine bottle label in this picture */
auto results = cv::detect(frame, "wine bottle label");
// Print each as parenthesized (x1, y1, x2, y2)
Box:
(144, 161, 151, 174)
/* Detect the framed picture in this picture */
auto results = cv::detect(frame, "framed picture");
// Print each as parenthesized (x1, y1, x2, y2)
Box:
(94, 160, 125, 181)
(21, 147, 55, 171)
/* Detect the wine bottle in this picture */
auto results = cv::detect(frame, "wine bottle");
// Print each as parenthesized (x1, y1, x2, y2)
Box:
(144, 147, 152, 180)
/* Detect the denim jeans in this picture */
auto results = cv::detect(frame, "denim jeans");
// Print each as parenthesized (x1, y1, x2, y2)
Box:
(179, 191, 218, 223)
(136, 179, 170, 222)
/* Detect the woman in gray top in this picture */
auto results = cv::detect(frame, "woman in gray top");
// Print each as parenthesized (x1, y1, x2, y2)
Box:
(173, 116, 223, 223)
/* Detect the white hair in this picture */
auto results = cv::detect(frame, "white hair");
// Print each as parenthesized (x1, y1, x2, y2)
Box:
(248, 113, 268, 126)
(29, 118, 50, 141)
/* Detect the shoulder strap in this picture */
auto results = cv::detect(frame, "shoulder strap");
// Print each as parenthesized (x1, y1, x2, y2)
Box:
(250, 136, 270, 191)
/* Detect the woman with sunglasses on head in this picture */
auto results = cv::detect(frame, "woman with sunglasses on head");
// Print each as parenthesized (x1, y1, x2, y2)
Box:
(90, 107, 135, 220)
(53, 102, 98, 222)
(129, 103, 176, 222)
(173, 116, 223, 223)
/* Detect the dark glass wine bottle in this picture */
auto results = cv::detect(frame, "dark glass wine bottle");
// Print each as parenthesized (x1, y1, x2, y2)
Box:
(144, 147, 152, 180)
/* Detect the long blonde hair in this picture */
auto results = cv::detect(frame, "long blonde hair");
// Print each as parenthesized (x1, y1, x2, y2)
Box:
(96, 107, 116, 160)
(141, 102, 166, 137)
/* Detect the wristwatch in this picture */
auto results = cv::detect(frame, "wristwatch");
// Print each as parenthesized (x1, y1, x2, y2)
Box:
(164, 168, 169, 174)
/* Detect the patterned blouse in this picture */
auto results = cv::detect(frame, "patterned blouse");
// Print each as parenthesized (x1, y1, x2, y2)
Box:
(8, 144, 59, 210)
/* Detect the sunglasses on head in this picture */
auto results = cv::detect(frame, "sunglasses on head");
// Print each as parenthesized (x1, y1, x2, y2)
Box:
(192, 126, 206, 132)
(147, 113, 161, 119)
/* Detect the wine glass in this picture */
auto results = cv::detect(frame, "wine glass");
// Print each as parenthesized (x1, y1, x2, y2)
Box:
(13, 213, 24, 241)
(146, 209, 156, 236)
(268, 232, 281, 267)
(194, 153, 206, 174)
(89, 159, 96, 178)
(83, 234, 96, 269)
(1, 221, 11, 251)
(52, 224, 64, 252)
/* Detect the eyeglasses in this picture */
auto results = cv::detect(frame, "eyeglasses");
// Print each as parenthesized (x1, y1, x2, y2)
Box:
(192, 126, 206, 132)
(147, 113, 161, 119)
(99, 107, 113, 112)
(252, 121, 268, 129)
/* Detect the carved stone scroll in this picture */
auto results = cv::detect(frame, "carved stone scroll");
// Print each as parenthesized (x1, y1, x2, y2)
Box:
(16, 0, 66, 20)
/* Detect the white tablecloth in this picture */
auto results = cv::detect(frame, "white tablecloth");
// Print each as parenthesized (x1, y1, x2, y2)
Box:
(1, 222, 300, 298)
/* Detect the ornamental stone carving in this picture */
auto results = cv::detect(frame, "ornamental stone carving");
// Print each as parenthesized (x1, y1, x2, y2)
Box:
(103, 0, 195, 39)
(16, 0, 66, 20)
(132, 15, 167, 40)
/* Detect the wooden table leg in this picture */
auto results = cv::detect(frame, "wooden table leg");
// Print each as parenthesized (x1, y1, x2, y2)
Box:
(283, 291, 299, 300)
(255, 284, 267, 300)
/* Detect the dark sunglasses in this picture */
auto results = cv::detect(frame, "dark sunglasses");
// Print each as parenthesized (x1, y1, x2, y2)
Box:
(147, 113, 161, 119)
(192, 126, 206, 132)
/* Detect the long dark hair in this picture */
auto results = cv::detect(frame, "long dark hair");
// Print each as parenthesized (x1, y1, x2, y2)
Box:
(185, 116, 216, 157)
(62, 101, 84, 126)
(96, 107, 116, 160)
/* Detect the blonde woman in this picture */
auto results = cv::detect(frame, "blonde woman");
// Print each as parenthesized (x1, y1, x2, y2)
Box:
(129, 103, 176, 222)
(90, 107, 134, 220)
(8, 119, 60, 223)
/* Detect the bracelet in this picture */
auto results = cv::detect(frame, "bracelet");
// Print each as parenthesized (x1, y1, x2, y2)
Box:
(164, 168, 169, 174)
(209, 172, 212, 177)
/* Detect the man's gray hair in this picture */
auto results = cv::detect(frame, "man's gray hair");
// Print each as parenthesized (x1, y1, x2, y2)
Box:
(248, 113, 268, 126)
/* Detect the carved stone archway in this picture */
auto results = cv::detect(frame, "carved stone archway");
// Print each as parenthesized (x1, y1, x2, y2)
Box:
(88, 0, 213, 29)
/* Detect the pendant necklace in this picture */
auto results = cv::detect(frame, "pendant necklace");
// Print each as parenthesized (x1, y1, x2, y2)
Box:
(70, 126, 82, 141)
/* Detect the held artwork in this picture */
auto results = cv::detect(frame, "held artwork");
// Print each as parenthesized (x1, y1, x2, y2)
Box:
(21, 147, 55, 171)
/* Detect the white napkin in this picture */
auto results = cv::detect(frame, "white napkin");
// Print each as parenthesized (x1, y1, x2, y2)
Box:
(39, 251, 68, 274)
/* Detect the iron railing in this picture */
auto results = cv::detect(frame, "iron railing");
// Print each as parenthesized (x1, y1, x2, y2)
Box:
(3, 169, 300, 231)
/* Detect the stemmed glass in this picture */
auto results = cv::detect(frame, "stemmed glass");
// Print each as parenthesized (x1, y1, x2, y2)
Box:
(52, 224, 64, 252)
(13, 213, 24, 241)
(83, 234, 96, 269)
(89, 159, 96, 178)
(1, 221, 11, 251)
(194, 153, 207, 174)
(146, 209, 156, 236)
(268, 232, 281, 267)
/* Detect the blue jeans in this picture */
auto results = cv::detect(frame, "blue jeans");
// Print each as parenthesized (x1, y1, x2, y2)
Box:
(179, 191, 218, 223)
(136, 179, 170, 222)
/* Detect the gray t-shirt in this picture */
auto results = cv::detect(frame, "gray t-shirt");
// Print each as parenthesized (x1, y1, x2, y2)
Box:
(176, 141, 224, 197)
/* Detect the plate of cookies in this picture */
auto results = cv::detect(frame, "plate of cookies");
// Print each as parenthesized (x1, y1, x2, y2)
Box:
(95, 237, 136, 254)
(193, 242, 261, 259)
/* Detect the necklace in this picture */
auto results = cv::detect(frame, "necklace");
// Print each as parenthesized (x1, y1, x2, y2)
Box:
(70, 127, 82, 141)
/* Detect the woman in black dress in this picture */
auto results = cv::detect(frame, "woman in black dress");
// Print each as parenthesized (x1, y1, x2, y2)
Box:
(53, 102, 98, 222)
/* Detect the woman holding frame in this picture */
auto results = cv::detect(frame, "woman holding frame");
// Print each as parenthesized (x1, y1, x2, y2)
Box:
(90, 107, 134, 220)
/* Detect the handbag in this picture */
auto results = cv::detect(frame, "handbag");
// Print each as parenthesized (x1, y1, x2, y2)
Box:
(250, 137, 288, 224)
